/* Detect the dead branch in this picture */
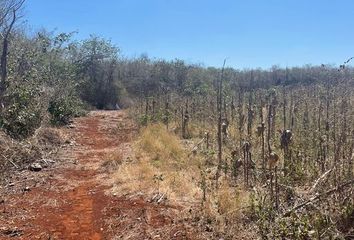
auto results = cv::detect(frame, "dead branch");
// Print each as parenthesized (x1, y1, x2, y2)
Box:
(7, 159, 18, 168)
(309, 167, 333, 193)
(283, 179, 354, 217)
(188, 137, 205, 156)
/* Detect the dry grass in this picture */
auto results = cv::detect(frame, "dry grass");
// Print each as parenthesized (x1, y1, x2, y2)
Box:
(102, 150, 124, 173)
(0, 127, 67, 183)
(0, 131, 13, 177)
(111, 122, 251, 210)
(110, 122, 257, 238)
(216, 182, 249, 215)
(0, 131, 41, 169)
(112, 123, 201, 202)
(110, 124, 252, 205)
(139, 123, 185, 164)
(34, 127, 65, 147)
(196, 178, 253, 237)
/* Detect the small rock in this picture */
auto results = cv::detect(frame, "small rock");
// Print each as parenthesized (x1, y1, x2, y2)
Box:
(2, 228, 24, 237)
(23, 186, 31, 192)
(29, 163, 42, 172)
(205, 225, 213, 232)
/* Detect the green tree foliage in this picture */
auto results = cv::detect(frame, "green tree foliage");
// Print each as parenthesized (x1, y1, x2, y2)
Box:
(0, 1, 352, 141)
(76, 35, 123, 109)
(0, 30, 84, 137)
(0, 83, 42, 138)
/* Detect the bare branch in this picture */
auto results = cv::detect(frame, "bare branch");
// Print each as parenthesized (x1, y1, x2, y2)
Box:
(283, 179, 354, 217)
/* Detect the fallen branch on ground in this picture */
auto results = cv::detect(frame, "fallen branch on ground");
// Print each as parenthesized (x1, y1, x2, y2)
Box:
(188, 137, 205, 156)
(283, 179, 354, 217)
(310, 167, 333, 193)
(7, 159, 18, 168)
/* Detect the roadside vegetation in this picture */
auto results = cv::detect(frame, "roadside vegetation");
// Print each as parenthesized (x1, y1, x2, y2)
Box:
(0, 1, 352, 239)
(125, 67, 353, 239)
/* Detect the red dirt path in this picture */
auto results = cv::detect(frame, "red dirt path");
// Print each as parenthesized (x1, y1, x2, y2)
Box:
(0, 111, 199, 240)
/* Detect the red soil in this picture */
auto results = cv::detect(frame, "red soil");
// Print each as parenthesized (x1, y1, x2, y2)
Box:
(0, 111, 199, 240)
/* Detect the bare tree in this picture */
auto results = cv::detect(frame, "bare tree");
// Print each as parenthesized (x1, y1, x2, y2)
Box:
(216, 59, 226, 185)
(0, 0, 25, 105)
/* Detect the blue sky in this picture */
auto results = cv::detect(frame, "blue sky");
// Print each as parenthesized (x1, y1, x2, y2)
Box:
(25, 0, 354, 69)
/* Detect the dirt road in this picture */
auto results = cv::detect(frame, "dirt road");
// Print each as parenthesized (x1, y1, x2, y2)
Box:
(0, 111, 198, 240)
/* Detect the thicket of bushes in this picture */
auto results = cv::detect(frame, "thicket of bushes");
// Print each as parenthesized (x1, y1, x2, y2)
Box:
(0, 1, 353, 142)
(0, 29, 126, 138)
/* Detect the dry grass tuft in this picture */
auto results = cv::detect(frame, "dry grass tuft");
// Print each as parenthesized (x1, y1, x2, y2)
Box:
(199, 180, 254, 238)
(217, 183, 246, 215)
(0, 127, 67, 183)
(102, 150, 124, 172)
(34, 127, 65, 146)
(112, 124, 201, 202)
(139, 123, 185, 164)
(0, 130, 41, 182)
(109, 122, 257, 238)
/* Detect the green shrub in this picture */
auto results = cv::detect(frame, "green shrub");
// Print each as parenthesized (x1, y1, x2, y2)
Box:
(48, 95, 84, 125)
(138, 114, 151, 126)
(0, 86, 42, 139)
